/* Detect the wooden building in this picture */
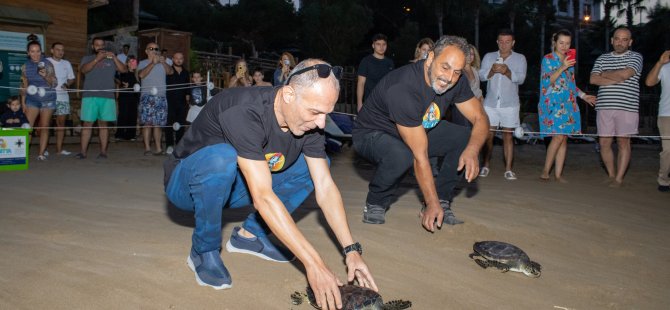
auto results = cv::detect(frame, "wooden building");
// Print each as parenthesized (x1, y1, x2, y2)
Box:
(0, 0, 88, 65)
(0, 0, 88, 104)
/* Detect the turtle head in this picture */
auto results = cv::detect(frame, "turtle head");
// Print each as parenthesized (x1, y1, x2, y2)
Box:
(523, 261, 542, 278)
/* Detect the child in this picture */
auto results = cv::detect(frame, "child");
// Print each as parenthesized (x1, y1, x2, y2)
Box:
(1, 96, 29, 128)
(186, 72, 208, 123)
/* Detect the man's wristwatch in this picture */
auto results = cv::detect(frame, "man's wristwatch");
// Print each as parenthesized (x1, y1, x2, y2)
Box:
(342, 242, 362, 256)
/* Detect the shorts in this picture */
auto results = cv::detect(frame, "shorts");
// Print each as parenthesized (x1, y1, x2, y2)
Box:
(55, 100, 71, 116)
(484, 105, 520, 128)
(25, 100, 55, 110)
(597, 109, 638, 137)
(81, 97, 117, 122)
(140, 94, 168, 126)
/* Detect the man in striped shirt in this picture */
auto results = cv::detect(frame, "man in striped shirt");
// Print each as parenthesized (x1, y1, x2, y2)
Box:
(589, 27, 643, 187)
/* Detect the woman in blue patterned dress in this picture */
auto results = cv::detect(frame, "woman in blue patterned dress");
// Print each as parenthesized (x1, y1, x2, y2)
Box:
(538, 29, 596, 182)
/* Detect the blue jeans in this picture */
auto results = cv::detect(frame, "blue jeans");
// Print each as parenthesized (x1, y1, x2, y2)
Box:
(165, 143, 314, 253)
(353, 121, 471, 207)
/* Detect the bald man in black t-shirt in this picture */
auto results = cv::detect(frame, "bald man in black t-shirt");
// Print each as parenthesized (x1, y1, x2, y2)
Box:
(353, 36, 489, 232)
(164, 59, 376, 309)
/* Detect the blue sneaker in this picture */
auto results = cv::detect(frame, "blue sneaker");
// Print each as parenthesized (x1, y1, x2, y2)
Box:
(225, 226, 295, 262)
(187, 248, 232, 290)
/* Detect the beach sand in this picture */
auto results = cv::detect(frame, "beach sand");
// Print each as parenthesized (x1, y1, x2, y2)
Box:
(0, 140, 668, 309)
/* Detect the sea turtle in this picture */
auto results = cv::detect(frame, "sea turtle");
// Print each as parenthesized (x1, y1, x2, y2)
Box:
(290, 284, 412, 310)
(468, 241, 541, 278)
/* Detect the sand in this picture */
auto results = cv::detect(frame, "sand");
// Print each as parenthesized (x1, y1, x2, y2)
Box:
(0, 140, 668, 309)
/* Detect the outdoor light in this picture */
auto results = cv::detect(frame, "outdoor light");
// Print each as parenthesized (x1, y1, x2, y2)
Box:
(584, 15, 591, 22)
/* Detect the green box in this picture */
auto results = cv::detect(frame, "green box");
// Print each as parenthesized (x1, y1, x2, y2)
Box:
(0, 128, 31, 171)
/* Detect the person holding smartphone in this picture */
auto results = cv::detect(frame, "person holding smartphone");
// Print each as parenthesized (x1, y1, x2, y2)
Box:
(137, 42, 173, 156)
(228, 58, 252, 87)
(114, 55, 140, 141)
(478, 29, 527, 181)
(273, 52, 296, 86)
(538, 29, 596, 182)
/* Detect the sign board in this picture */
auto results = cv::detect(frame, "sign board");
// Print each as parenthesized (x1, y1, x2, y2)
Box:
(0, 128, 31, 171)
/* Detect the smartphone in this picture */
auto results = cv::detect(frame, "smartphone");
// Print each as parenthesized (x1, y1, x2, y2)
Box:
(495, 57, 504, 64)
(566, 49, 576, 61)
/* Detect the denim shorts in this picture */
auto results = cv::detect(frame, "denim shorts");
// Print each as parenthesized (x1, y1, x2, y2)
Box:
(25, 100, 56, 110)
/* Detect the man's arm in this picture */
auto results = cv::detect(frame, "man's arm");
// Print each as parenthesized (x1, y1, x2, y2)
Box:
(236, 157, 343, 310)
(396, 124, 442, 232)
(304, 156, 377, 290)
(356, 75, 366, 111)
(454, 97, 489, 180)
(590, 68, 634, 86)
(80, 53, 106, 74)
(645, 50, 670, 87)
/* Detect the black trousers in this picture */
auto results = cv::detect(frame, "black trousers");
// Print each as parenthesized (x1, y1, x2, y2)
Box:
(164, 99, 187, 148)
(352, 121, 471, 207)
(115, 96, 138, 140)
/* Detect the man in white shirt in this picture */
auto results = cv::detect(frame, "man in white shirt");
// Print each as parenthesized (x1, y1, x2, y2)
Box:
(117, 44, 130, 64)
(478, 29, 527, 180)
(645, 49, 670, 192)
(47, 42, 75, 155)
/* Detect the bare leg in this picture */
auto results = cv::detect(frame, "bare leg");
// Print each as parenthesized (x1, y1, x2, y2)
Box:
(38, 108, 54, 156)
(98, 121, 109, 155)
(80, 121, 94, 156)
(502, 129, 514, 171)
(55, 115, 66, 153)
(614, 136, 631, 184)
(482, 127, 496, 169)
(599, 137, 616, 179)
(152, 126, 163, 153)
(143, 126, 152, 152)
(541, 135, 567, 179)
(25, 107, 39, 126)
(554, 136, 568, 181)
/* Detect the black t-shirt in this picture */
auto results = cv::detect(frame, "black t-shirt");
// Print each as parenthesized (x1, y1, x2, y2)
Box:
(165, 87, 326, 184)
(354, 60, 474, 139)
(358, 54, 394, 100)
(115, 72, 139, 102)
(167, 67, 190, 104)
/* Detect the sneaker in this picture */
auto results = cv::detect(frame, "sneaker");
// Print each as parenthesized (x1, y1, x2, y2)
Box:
(187, 248, 232, 290)
(439, 200, 464, 225)
(96, 153, 108, 160)
(362, 203, 387, 224)
(36, 155, 47, 161)
(226, 226, 295, 262)
(166, 146, 174, 155)
(59, 150, 72, 155)
(658, 185, 670, 192)
(421, 200, 464, 225)
(75, 153, 86, 159)
(479, 167, 490, 177)
(504, 171, 517, 180)
(43, 150, 49, 157)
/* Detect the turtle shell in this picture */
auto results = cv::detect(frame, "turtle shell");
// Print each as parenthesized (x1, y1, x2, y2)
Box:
(306, 284, 384, 310)
(473, 241, 531, 268)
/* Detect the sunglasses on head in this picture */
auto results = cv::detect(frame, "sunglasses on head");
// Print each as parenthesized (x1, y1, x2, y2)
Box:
(147, 47, 160, 51)
(285, 64, 343, 85)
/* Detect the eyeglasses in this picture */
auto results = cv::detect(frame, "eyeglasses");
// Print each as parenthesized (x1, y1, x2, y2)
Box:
(285, 64, 343, 85)
(147, 47, 160, 51)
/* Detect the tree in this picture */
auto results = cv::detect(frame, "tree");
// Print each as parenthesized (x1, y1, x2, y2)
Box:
(616, 0, 647, 28)
(594, 0, 622, 52)
(300, 0, 373, 65)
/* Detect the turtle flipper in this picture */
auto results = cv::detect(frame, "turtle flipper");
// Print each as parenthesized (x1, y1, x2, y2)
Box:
(382, 299, 412, 310)
(490, 261, 510, 272)
(474, 258, 490, 269)
(290, 291, 306, 306)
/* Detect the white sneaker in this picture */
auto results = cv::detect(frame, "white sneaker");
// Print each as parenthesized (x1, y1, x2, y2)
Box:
(166, 146, 174, 155)
(43, 150, 49, 157)
(504, 171, 517, 180)
(59, 150, 72, 155)
(479, 167, 490, 177)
